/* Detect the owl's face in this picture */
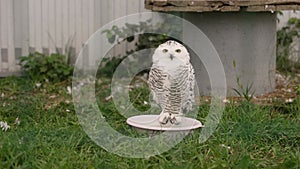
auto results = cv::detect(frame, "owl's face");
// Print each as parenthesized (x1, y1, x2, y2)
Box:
(152, 40, 190, 64)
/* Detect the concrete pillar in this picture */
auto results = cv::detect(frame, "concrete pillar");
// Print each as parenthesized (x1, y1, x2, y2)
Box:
(183, 12, 276, 96)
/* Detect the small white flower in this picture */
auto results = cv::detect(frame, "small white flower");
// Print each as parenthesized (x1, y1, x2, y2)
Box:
(105, 95, 113, 101)
(0, 121, 10, 131)
(67, 86, 72, 95)
(1, 93, 4, 98)
(221, 144, 231, 149)
(143, 101, 148, 105)
(66, 109, 70, 112)
(35, 83, 42, 88)
(285, 98, 293, 103)
(49, 95, 56, 99)
(222, 99, 230, 103)
(14, 117, 20, 125)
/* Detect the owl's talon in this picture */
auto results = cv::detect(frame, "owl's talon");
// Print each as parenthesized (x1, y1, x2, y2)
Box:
(159, 113, 182, 125)
(159, 112, 170, 124)
(170, 114, 182, 125)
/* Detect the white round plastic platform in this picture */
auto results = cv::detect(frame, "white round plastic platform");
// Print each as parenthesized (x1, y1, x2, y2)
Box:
(126, 115, 203, 131)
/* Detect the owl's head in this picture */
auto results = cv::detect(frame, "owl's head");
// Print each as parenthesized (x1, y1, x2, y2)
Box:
(152, 40, 190, 64)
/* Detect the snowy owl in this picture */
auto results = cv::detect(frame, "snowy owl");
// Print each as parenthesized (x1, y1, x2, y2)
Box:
(148, 40, 195, 125)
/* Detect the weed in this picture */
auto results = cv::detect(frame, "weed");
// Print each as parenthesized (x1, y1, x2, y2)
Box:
(19, 52, 73, 83)
(232, 83, 255, 102)
(232, 60, 255, 102)
(277, 17, 300, 74)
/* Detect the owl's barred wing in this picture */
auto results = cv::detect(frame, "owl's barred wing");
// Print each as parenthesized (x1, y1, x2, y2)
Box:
(148, 67, 169, 108)
(148, 67, 180, 112)
(182, 64, 195, 113)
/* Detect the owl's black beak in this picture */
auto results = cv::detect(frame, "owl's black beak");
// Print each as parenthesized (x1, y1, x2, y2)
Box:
(169, 54, 174, 60)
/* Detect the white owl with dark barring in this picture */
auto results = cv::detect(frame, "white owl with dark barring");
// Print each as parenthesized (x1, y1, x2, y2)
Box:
(148, 40, 195, 125)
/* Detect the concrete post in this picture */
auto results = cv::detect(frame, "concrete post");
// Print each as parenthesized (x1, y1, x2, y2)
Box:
(183, 12, 276, 96)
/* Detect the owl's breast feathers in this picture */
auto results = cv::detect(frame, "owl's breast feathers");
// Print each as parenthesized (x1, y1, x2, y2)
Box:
(148, 63, 195, 114)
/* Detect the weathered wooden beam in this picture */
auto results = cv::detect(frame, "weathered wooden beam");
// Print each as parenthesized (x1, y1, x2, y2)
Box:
(146, 0, 300, 6)
(168, 0, 189, 7)
(145, 0, 300, 12)
(246, 4, 300, 11)
(145, 4, 241, 12)
(153, 0, 168, 6)
(231, 0, 300, 6)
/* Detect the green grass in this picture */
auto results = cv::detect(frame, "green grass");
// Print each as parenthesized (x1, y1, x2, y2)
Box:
(0, 76, 299, 169)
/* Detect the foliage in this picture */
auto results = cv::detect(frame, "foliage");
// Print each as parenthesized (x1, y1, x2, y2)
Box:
(97, 57, 123, 78)
(99, 14, 182, 78)
(277, 17, 300, 73)
(20, 52, 73, 82)
(102, 14, 182, 50)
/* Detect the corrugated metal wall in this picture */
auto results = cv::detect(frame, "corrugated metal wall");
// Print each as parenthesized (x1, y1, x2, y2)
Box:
(0, 0, 147, 76)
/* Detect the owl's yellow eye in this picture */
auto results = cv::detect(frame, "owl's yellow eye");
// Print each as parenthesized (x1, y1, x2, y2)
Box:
(175, 49, 181, 53)
(162, 49, 168, 53)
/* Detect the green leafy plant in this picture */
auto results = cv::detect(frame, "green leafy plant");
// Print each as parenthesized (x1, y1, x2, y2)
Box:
(277, 17, 300, 73)
(102, 14, 182, 50)
(100, 14, 182, 78)
(20, 52, 73, 82)
(97, 57, 123, 78)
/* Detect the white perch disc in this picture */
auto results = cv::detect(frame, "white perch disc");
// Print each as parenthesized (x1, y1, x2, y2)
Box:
(126, 115, 203, 131)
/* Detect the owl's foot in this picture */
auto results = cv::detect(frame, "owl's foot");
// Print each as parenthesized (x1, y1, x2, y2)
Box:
(158, 112, 170, 124)
(159, 112, 182, 125)
(170, 114, 182, 125)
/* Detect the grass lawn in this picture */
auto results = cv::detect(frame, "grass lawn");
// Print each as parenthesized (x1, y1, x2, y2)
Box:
(0, 76, 299, 169)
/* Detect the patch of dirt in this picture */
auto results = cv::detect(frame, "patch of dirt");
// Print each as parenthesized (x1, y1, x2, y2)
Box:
(200, 72, 300, 105)
(253, 72, 299, 105)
